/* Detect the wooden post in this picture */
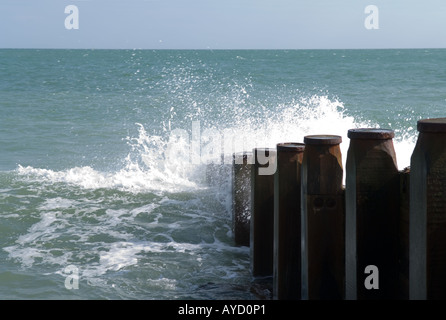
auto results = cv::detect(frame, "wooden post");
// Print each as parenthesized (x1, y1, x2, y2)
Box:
(232, 151, 253, 247)
(345, 128, 400, 299)
(301, 135, 345, 300)
(410, 118, 446, 300)
(273, 142, 305, 300)
(251, 148, 276, 277)
(399, 167, 410, 300)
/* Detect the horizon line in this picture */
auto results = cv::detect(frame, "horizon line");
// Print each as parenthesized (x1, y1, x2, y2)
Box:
(1, 47, 446, 51)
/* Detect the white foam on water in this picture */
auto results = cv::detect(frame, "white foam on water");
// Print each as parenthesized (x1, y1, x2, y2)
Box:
(14, 122, 207, 195)
(15, 162, 201, 195)
(393, 135, 416, 170)
(98, 242, 140, 273)
(3, 184, 243, 291)
(38, 197, 80, 211)
(75, 238, 248, 281)
(15, 94, 416, 197)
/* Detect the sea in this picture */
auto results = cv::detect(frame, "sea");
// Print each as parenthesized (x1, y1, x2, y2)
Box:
(0, 49, 445, 300)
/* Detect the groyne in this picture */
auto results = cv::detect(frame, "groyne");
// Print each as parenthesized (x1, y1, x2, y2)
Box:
(225, 117, 446, 300)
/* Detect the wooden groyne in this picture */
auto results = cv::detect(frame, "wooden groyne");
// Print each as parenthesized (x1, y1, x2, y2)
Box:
(224, 117, 446, 300)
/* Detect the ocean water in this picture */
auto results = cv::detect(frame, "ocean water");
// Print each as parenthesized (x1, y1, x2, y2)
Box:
(0, 49, 445, 300)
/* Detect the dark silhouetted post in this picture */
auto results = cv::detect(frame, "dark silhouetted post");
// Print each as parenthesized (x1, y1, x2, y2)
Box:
(410, 118, 446, 300)
(399, 167, 410, 300)
(251, 148, 276, 277)
(345, 128, 400, 299)
(273, 143, 305, 300)
(301, 135, 344, 300)
(232, 151, 253, 247)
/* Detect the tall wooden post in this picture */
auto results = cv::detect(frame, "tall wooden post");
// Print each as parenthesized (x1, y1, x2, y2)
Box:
(301, 135, 345, 300)
(410, 118, 446, 300)
(345, 128, 400, 299)
(273, 142, 305, 300)
(232, 151, 253, 247)
(251, 148, 277, 277)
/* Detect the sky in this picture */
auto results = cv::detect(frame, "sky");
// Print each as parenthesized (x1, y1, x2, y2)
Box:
(1, 0, 446, 49)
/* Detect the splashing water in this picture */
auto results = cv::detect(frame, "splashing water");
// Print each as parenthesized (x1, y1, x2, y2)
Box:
(16, 93, 415, 196)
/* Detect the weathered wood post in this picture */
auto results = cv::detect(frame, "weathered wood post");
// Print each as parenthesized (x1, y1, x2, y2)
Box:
(251, 148, 277, 277)
(232, 151, 253, 247)
(273, 142, 305, 300)
(345, 128, 400, 300)
(410, 118, 446, 300)
(399, 167, 410, 300)
(301, 135, 344, 300)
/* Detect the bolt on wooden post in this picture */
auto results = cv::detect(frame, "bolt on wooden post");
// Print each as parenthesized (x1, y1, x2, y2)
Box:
(301, 135, 345, 300)
(273, 142, 305, 300)
(250, 148, 276, 277)
(345, 128, 400, 300)
(232, 151, 253, 247)
(410, 118, 446, 300)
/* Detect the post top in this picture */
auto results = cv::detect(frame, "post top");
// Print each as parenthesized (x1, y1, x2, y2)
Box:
(304, 135, 342, 145)
(347, 128, 395, 140)
(276, 142, 305, 152)
(417, 118, 446, 133)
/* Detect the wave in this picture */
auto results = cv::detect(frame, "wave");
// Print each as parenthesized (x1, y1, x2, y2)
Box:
(15, 94, 415, 195)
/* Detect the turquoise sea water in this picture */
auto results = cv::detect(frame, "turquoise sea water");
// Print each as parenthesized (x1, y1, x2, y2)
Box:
(0, 49, 445, 299)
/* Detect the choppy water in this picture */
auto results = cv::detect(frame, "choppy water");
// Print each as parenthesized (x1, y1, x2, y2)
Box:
(0, 49, 445, 299)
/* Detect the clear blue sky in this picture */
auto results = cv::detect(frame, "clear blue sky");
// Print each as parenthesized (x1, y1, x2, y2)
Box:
(1, 0, 446, 49)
